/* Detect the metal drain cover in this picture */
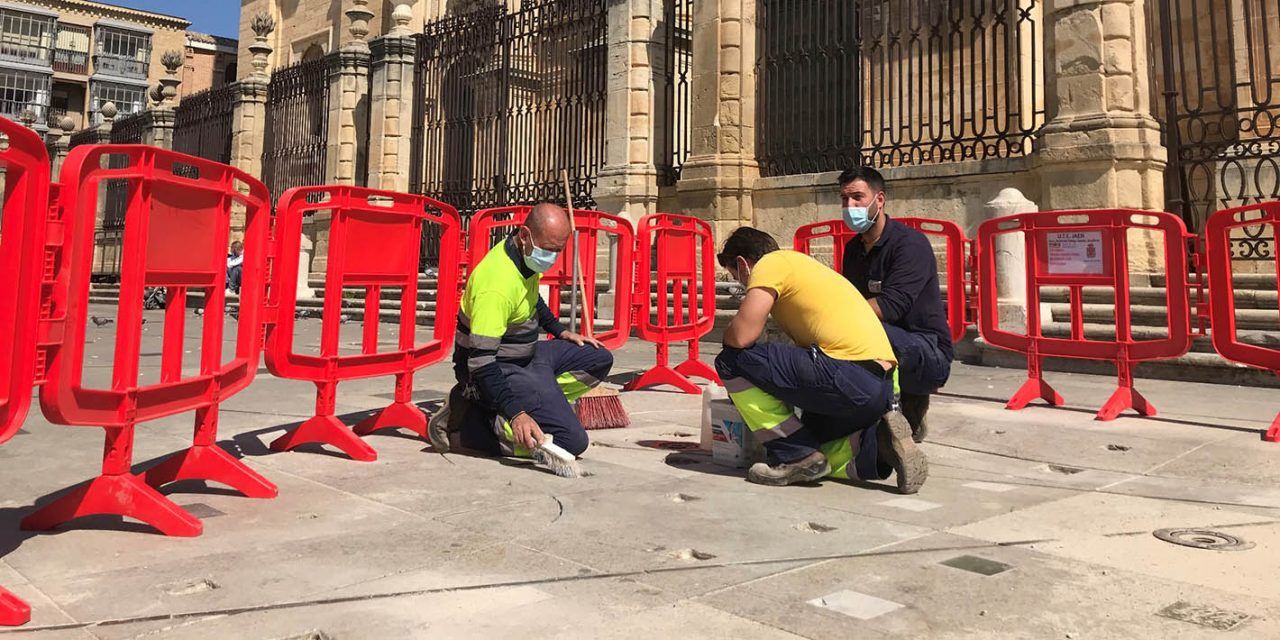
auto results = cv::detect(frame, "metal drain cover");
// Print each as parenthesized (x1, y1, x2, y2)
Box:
(1153, 528, 1254, 551)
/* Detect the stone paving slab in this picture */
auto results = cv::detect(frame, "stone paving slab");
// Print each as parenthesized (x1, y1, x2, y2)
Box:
(1, 309, 1279, 638)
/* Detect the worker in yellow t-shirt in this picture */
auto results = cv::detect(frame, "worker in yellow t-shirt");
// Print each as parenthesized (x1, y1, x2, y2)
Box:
(714, 227, 928, 493)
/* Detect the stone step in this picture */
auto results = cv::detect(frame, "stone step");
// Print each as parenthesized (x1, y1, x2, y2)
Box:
(1037, 321, 1280, 354)
(1048, 302, 1278, 331)
(1038, 286, 1277, 310)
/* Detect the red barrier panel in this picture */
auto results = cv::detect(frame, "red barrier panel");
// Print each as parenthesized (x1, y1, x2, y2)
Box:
(265, 186, 462, 461)
(0, 117, 47, 627)
(23, 145, 275, 537)
(1205, 202, 1280, 442)
(624, 213, 720, 393)
(793, 217, 972, 343)
(467, 206, 634, 349)
(978, 209, 1192, 421)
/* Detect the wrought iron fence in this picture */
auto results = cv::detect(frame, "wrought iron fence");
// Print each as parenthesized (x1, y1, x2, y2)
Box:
(174, 85, 236, 165)
(756, 0, 1044, 177)
(90, 112, 146, 282)
(657, 0, 693, 187)
(264, 55, 331, 204)
(68, 126, 97, 148)
(410, 0, 607, 267)
(1153, 0, 1278, 260)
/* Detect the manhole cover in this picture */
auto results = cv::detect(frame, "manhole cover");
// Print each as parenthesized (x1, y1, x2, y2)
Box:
(1153, 528, 1254, 551)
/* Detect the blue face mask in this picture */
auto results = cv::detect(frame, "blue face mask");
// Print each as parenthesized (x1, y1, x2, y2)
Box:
(523, 242, 560, 273)
(842, 203, 880, 233)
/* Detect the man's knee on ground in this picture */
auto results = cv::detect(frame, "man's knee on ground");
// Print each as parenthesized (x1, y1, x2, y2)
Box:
(714, 347, 742, 380)
(555, 427, 589, 457)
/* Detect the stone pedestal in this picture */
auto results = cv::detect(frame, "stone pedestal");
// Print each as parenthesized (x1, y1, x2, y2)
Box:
(1033, 0, 1168, 274)
(593, 0, 663, 219)
(984, 188, 1037, 334)
(231, 13, 276, 237)
(676, 0, 760, 246)
(141, 108, 176, 150)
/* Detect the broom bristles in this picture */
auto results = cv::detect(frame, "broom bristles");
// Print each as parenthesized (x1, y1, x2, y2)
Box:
(575, 386, 629, 430)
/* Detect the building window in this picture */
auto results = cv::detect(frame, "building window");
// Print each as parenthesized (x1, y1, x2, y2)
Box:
(53, 23, 91, 74)
(94, 26, 151, 79)
(90, 80, 145, 121)
(0, 9, 55, 67)
(0, 68, 51, 121)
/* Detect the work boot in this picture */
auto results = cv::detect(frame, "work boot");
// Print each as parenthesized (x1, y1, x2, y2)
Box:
(428, 399, 452, 453)
(746, 451, 832, 486)
(428, 384, 469, 453)
(900, 393, 930, 443)
(877, 411, 928, 494)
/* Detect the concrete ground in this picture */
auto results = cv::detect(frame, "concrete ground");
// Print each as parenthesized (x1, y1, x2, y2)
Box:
(1, 306, 1279, 639)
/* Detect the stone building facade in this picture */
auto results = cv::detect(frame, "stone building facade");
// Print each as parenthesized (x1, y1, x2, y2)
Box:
(181, 32, 238, 100)
(230, 0, 1275, 276)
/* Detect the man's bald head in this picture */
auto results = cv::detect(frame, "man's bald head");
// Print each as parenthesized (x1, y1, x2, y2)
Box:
(521, 202, 571, 253)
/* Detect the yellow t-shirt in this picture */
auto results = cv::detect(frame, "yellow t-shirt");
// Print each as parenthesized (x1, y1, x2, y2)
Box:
(748, 250, 896, 364)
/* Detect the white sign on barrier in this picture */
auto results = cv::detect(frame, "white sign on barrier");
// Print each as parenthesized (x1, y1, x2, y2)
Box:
(1046, 231, 1104, 275)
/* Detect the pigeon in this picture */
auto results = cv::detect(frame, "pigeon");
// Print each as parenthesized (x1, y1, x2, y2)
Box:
(195, 308, 204, 317)
(91, 316, 113, 327)
(339, 313, 352, 324)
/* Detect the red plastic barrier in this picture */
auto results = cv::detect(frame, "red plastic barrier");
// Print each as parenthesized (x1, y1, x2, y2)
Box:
(0, 117, 46, 627)
(22, 145, 276, 537)
(265, 186, 462, 461)
(467, 206, 634, 349)
(1204, 202, 1280, 442)
(977, 209, 1192, 421)
(624, 214, 720, 393)
(793, 219, 858, 269)
(793, 217, 972, 343)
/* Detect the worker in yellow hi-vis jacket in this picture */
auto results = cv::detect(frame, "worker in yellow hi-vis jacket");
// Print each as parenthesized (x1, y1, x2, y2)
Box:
(714, 227, 928, 493)
(430, 203, 612, 458)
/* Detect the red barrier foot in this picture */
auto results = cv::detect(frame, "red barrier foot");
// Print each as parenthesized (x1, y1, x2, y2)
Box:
(269, 415, 378, 462)
(624, 365, 702, 394)
(0, 588, 30, 627)
(1095, 387, 1157, 422)
(1005, 377, 1064, 411)
(143, 445, 278, 499)
(675, 358, 721, 385)
(1263, 412, 1278, 443)
(20, 474, 202, 537)
(353, 401, 428, 438)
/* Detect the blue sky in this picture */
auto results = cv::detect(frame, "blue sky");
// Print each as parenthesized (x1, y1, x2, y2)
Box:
(108, 1, 241, 39)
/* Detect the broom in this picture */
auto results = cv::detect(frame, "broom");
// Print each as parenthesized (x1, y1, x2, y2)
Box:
(562, 171, 629, 430)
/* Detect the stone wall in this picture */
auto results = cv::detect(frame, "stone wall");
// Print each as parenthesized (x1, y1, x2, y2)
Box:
(749, 157, 1042, 245)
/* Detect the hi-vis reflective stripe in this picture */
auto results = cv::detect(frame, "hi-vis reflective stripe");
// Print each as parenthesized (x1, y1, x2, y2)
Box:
(820, 434, 857, 480)
(497, 417, 532, 458)
(557, 370, 600, 403)
(722, 376, 802, 442)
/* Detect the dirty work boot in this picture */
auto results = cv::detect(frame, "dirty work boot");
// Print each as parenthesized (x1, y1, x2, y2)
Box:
(746, 451, 832, 486)
(428, 384, 469, 453)
(877, 411, 928, 494)
(427, 400, 452, 453)
(899, 393, 930, 443)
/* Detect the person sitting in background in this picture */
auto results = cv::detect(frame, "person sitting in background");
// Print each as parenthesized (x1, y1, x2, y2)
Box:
(226, 241, 244, 296)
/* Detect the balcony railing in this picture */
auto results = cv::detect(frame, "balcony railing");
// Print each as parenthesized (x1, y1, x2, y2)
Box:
(52, 48, 87, 74)
(0, 42, 51, 67)
(93, 53, 146, 79)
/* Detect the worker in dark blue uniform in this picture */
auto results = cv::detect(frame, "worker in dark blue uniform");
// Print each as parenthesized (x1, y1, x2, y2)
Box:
(839, 167, 954, 442)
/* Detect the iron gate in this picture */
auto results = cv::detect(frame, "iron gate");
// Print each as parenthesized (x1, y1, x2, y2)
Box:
(91, 111, 146, 282)
(264, 56, 331, 204)
(1155, 0, 1278, 260)
(756, 0, 1044, 176)
(657, 0, 693, 187)
(409, 0, 607, 267)
(173, 85, 236, 164)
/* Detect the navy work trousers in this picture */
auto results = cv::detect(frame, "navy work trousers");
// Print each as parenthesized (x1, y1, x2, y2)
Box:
(457, 339, 613, 457)
(714, 342, 894, 479)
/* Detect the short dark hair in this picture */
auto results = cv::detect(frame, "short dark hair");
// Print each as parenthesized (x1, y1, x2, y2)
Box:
(716, 227, 779, 269)
(837, 166, 886, 194)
